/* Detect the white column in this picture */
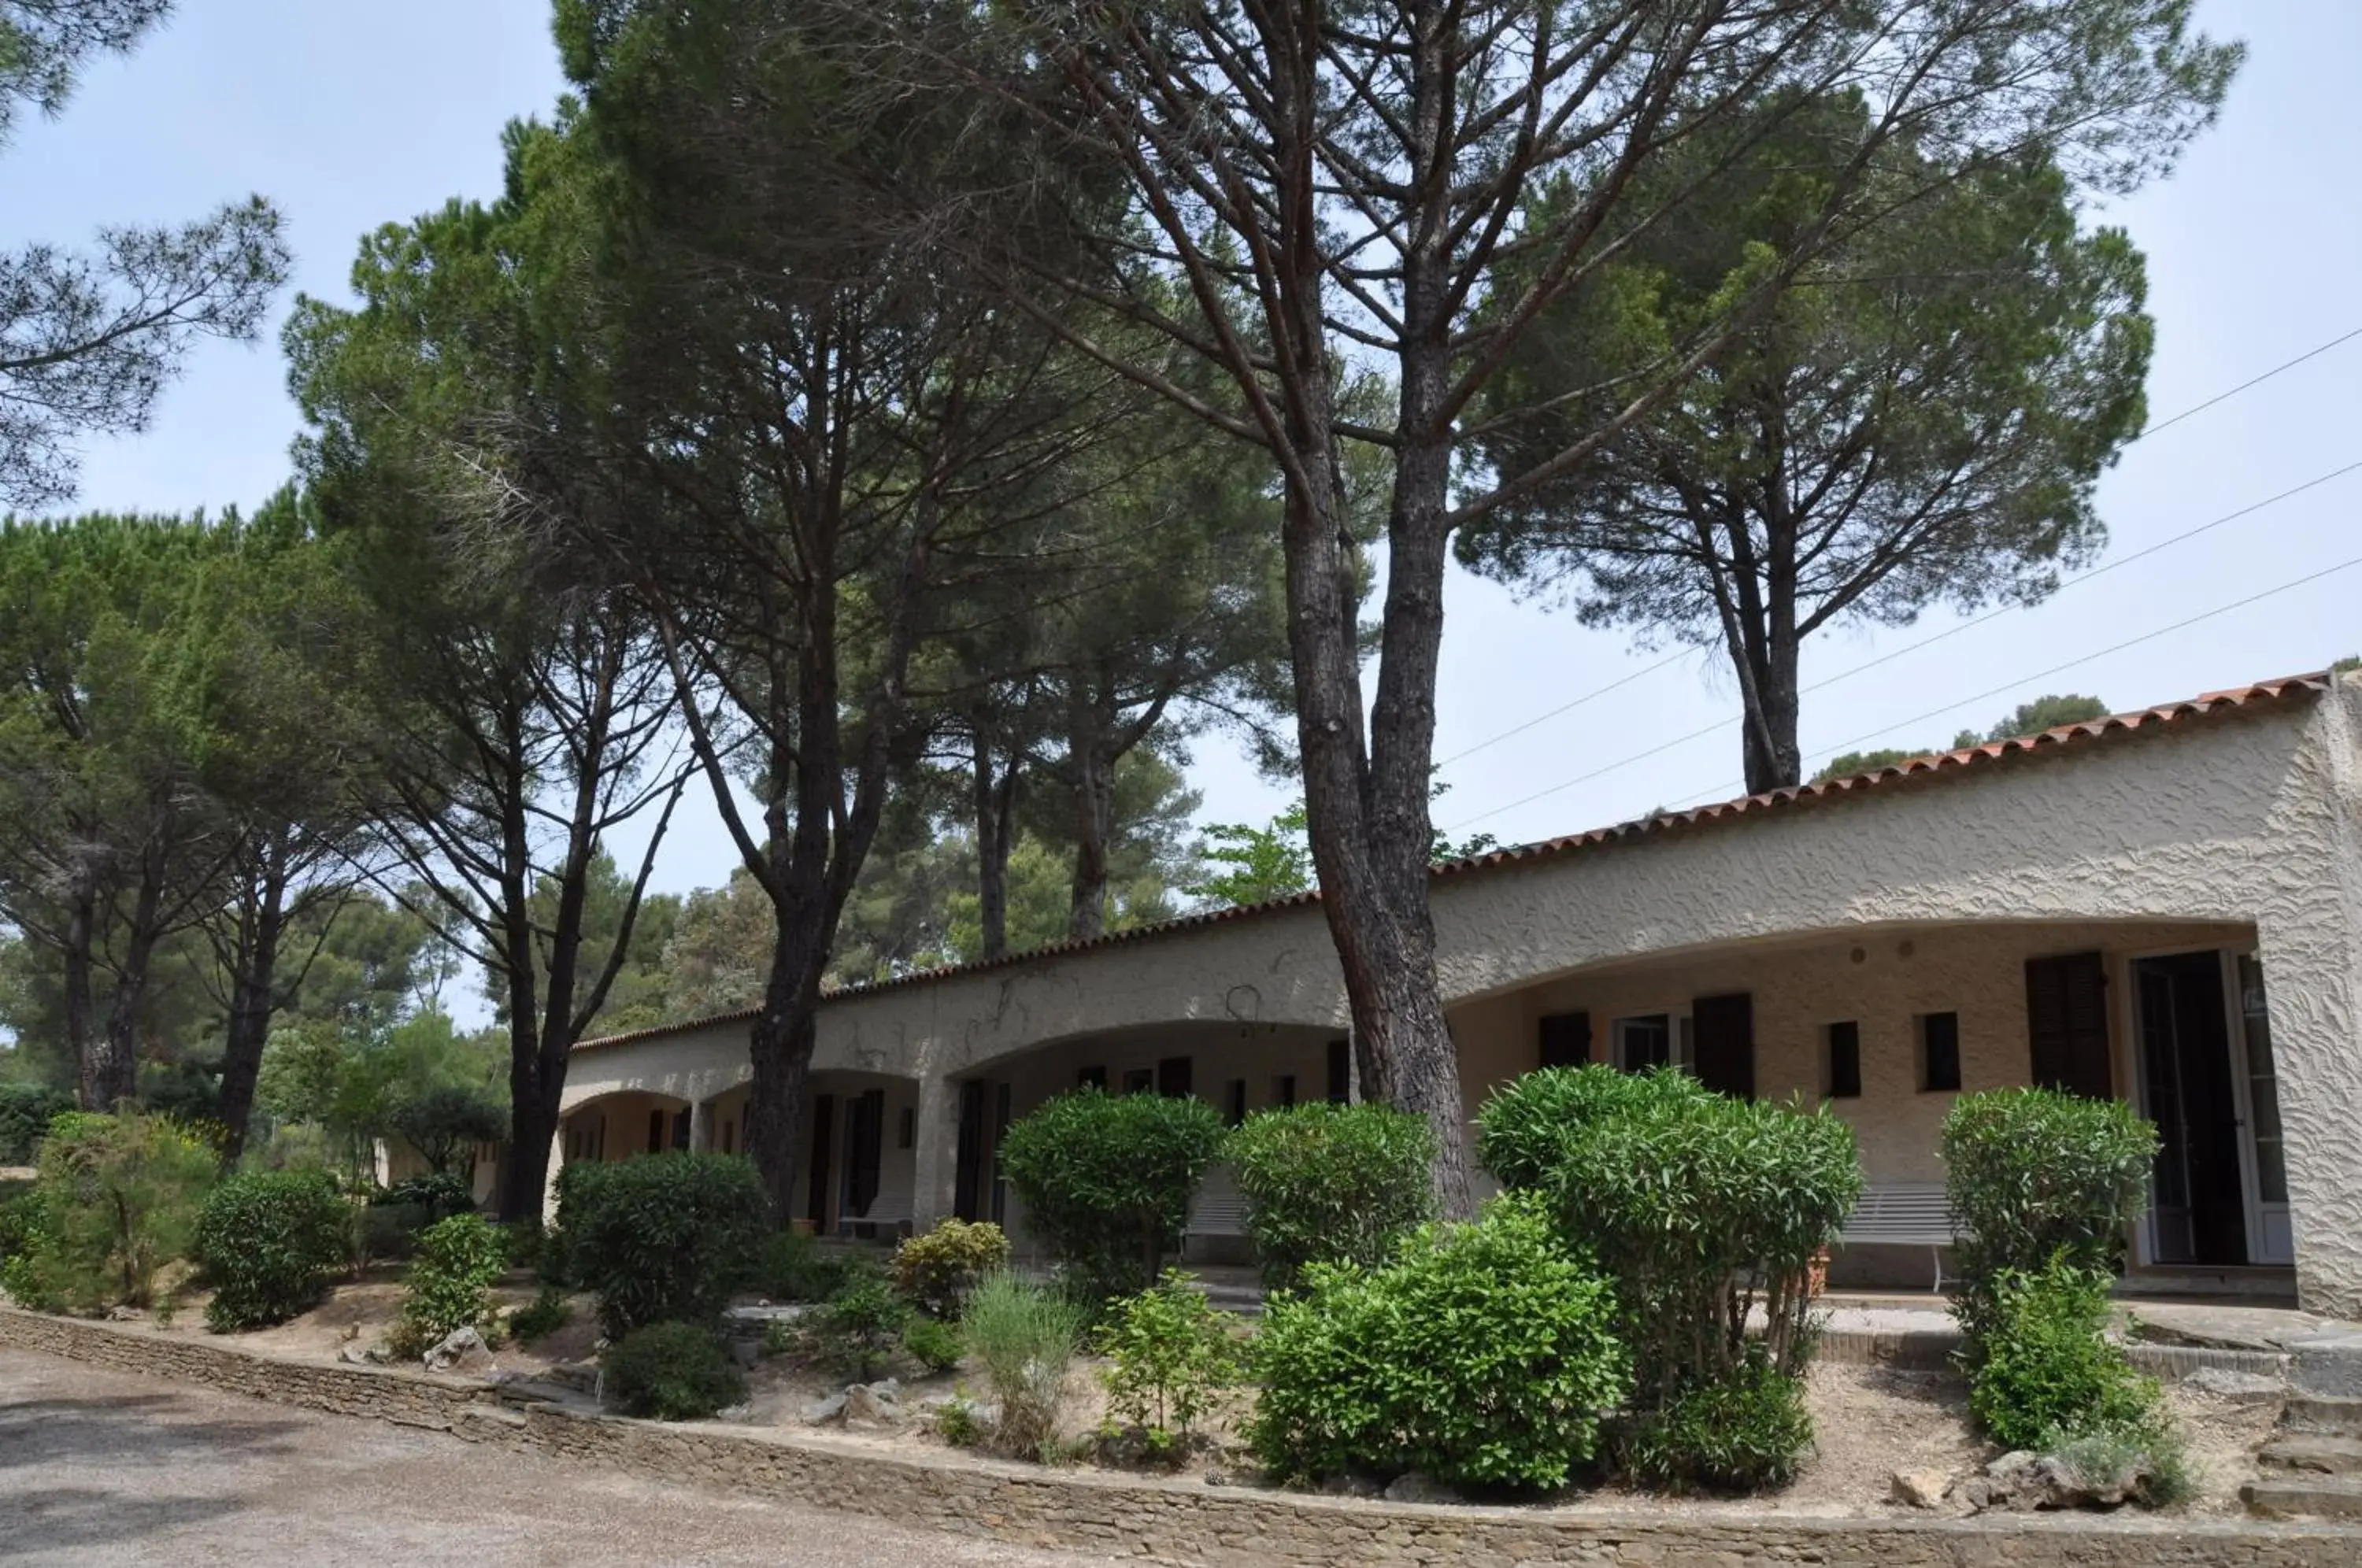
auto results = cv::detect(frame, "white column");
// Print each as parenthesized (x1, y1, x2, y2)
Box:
(910, 1072, 960, 1233)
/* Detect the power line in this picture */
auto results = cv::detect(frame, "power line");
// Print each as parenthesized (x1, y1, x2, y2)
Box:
(1431, 326, 2362, 770)
(1448, 549, 2362, 834)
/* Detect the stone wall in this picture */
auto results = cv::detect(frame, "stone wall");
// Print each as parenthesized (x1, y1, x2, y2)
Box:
(6, 1307, 2356, 1568)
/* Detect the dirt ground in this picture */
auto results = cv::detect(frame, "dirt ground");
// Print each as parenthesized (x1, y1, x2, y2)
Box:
(120, 1274, 2282, 1521)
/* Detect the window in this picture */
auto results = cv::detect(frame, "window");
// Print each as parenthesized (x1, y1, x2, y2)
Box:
(1615, 1013, 1672, 1072)
(1272, 1073, 1298, 1108)
(1326, 1038, 1351, 1104)
(720, 1119, 735, 1156)
(898, 1107, 915, 1150)
(1157, 1056, 1194, 1097)
(1825, 1022, 1862, 1099)
(1538, 1011, 1590, 1068)
(1077, 1064, 1108, 1089)
(1122, 1067, 1153, 1095)
(1226, 1079, 1249, 1126)
(1919, 1011, 1962, 1093)
(647, 1108, 666, 1154)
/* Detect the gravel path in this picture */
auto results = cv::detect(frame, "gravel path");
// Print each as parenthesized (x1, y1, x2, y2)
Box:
(0, 1348, 1112, 1566)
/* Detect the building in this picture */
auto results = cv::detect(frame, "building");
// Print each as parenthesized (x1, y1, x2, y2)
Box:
(558, 669, 2362, 1314)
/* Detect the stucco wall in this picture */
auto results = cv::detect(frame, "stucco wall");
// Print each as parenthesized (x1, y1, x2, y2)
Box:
(569, 678, 2362, 1310)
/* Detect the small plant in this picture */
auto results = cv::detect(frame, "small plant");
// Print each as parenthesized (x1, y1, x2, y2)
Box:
(12, 1110, 218, 1312)
(934, 1394, 984, 1448)
(508, 1284, 575, 1344)
(2052, 1414, 2196, 1507)
(602, 1319, 746, 1421)
(1968, 1258, 2158, 1452)
(1249, 1192, 1630, 1492)
(961, 1269, 1090, 1461)
(753, 1226, 846, 1303)
(1226, 1102, 1435, 1289)
(901, 1315, 965, 1374)
(890, 1219, 1011, 1318)
(996, 1087, 1226, 1301)
(1094, 1270, 1244, 1461)
(1942, 1089, 2159, 1362)
(391, 1211, 509, 1359)
(555, 1153, 771, 1337)
(193, 1170, 352, 1331)
(816, 1265, 909, 1379)
(1623, 1348, 1815, 1492)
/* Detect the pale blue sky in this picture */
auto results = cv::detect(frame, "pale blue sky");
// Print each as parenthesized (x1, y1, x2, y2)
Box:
(13, 0, 2360, 901)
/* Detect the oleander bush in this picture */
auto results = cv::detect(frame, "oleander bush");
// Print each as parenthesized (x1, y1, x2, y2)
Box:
(0, 1083, 74, 1164)
(1968, 1256, 2159, 1451)
(390, 1211, 508, 1359)
(1225, 1102, 1435, 1289)
(556, 1152, 771, 1337)
(753, 1226, 847, 1303)
(602, 1319, 746, 1420)
(1623, 1346, 1816, 1492)
(998, 1087, 1225, 1301)
(1248, 1193, 1628, 1492)
(193, 1169, 352, 1330)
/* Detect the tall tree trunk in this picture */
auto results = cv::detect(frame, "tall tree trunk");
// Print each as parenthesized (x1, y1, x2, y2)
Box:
(742, 915, 824, 1221)
(215, 838, 290, 1163)
(61, 878, 98, 1106)
(971, 727, 1013, 960)
(92, 845, 168, 1112)
(1065, 696, 1115, 941)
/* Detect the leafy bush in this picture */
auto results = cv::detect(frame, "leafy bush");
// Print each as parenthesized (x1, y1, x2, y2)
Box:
(11, 1110, 218, 1312)
(901, 1315, 964, 1374)
(1095, 1270, 1244, 1460)
(1249, 1193, 1629, 1492)
(391, 1211, 509, 1359)
(193, 1170, 351, 1330)
(371, 1172, 476, 1220)
(753, 1227, 846, 1303)
(1623, 1347, 1815, 1492)
(1480, 1067, 1858, 1409)
(0, 1189, 57, 1309)
(0, 1083, 75, 1163)
(1226, 1102, 1435, 1289)
(961, 1269, 1090, 1461)
(602, 1320, 746, 1421)
(1968, 1258, 2157, 1451)
(509, 1284, 574, 1343)
(998, 1087, 1226, 1300)
(556, 1153, 770, 1337)
(815, 1264, 909, 1379)
(385, 1084, 506, 1178)
(1942, 1089, 2158, 1360)
(890, 1219, 1010, 1318)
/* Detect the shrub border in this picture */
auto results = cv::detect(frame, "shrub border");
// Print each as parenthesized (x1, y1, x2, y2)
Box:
(2, 1306, 2353, 1567)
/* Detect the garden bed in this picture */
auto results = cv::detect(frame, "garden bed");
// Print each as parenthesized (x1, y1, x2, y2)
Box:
(85, 1271, 2281, 1522)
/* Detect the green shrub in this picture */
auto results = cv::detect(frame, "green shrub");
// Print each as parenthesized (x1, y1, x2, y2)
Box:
(193, 1170, 351, 1330)
(1623, 1347, 1815, 1492)
(2052, 1413, 2196, 1507)
(1226, 1102, 1435, 1289)
(391, 1211, 509, 1359)
(0, 1189, 57, 1310)
(0, 1083, 75, 1164)
(901, 1315, 965, 1374)
(556, 1153, 771, 1337)
(509, 1284, 575, 1343)
(998, 1087, 1226, 1300)
(1474, 1065, 1664, 1192)
(602, 1319, 746, 1420)
(371, 1172, 476, 1220)
(753, 1227, 846, 1303)
(815, 1264, 908, 1379)
(1968, 1258, 2157, 1451)
(12, 1110, 218, 1312)
(1480, 1067, 1858, 1410)
(890, 1219, 1010, 1318)
(1095, 1270, 1244, 1461)
(1942, 1089, 2158, 1360)
(961, 1269, 1090, 1461)
(1249, 1193, 1629, 1492)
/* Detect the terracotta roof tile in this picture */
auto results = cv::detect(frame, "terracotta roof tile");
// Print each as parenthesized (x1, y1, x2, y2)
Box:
(576, 669, 2332, 1052)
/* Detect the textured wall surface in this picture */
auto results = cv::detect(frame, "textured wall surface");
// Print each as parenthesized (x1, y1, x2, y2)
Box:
(572, 679, 2362, 1310)
(6, 1309, 2355, 1568)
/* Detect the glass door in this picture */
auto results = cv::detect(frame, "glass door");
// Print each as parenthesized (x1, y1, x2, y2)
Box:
(2233, 954, 2295, 1265)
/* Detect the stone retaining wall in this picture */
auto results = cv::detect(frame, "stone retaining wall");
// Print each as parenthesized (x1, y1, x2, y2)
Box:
(5, 1307, 2356, 1568)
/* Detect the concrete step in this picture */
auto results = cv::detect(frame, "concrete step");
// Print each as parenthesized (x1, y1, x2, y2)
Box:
(2282, 1395, 2362, 1436)
(2260, 1434, 2362, 1477)
(2243, 1477, 2362, 1520)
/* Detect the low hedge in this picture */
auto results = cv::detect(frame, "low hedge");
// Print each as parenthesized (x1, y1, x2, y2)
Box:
(193, 1170, 352, 1330)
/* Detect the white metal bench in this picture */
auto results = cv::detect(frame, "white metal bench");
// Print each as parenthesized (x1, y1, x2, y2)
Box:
(1838, 1183, 1958, 1292)
(1184, 1165, 1250, 1241)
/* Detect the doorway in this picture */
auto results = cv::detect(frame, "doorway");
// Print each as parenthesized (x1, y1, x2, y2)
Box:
(2132, 952, 2248, 1266)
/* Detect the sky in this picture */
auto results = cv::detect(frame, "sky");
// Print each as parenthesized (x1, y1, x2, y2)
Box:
(12, 0, 2360, 904)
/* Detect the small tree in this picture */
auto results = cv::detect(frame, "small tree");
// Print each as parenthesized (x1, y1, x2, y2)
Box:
(997, 1087, 1225, 1300)
(1226, 1102, 1435, 1289)
(16, 1110, 217, 1311)
(386, 1085, 508, 1180)
(557, 1153, 771, 1337)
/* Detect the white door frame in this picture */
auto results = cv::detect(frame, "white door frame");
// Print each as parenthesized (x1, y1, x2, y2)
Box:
(2120, 942, 2272, 1269)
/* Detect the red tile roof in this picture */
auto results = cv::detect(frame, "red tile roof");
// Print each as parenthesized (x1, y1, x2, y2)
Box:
(576, 669, 2332, 1052)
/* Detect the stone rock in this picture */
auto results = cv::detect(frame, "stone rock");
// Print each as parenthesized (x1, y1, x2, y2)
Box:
(716, 1403, 754, 1422)
(842, 1381, 903, 1429)
(2186, 1366, 2285, 1402)
(727, 1337, 762, 1370)
(543, 1359, 599, 1394)
(1890, 1469, 1952, 1509)
(106, 1305, 145, 1322)
(1966, 1447, 2152, 1513)
(1984, 1449, 2038, 1478)
(801, 1392, 850, 1425)
(1383, 1472, 1462, 1505)
(422, 1326, 497, 1375)
(341, 1340, 392, 1366)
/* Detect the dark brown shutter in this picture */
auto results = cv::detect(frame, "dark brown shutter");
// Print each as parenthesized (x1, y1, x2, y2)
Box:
(1158, 1055, 1194, 1098)
(1538, 1011, 1592, 1069)
(846, 1089, 885, 1215)
(807, 1093, 835, 1229)
(1326, 1038, 1352, 1103)
(953, 1082, 984, 1220)
(2027, 952, 2112, 1098)
(1692, 993, 1756, 1100)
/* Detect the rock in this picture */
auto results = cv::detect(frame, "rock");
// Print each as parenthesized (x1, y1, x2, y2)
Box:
(865, 1377, 901, 1404)
(716, 1403, 753, 1422)
(801, 1392, 850, 1426)
(106, 1305, 145, 1322)
(1383, 1472, 1462, 1505)
(543, 1359, 599, 1394)
(422, 1326, 497, 1375)
(727, 1338, 762, 1370)
(842, 1381, 903, 1429)
(1984, 1449, 2038, 1478)
(2186, 1366, 2286, 1402)
(341, 1340, 393, 1366)
(1890, 1469, 1952, 1509)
